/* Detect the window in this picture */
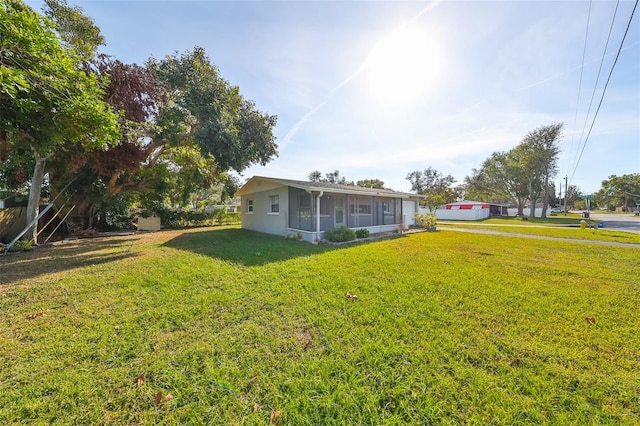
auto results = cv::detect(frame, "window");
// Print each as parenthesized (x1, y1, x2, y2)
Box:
(269, 195, 279, 214)
(246, 199, 254, 214)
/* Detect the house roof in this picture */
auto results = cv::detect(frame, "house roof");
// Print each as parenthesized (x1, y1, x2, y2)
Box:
(236, 176, 425, 199)
(445, 200, 506, 206)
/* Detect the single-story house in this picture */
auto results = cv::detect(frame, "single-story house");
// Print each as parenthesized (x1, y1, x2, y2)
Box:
(235, 176, 425, 243)
(435, 201, 508, 221)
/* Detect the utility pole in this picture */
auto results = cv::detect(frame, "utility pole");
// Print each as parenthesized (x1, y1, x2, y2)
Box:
(564, 175, 568, 216)
(559, 181, 562, 212)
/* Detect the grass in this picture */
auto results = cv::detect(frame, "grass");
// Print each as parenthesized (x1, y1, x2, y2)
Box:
(437, 216, 640, 245)
(1, 226, 639, 424)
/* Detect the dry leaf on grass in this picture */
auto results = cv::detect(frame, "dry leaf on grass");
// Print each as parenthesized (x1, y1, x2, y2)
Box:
(27, 312, 44, 319)
(585, 316, 596, 324)
(346, 292, 358, 300)
(253, 402, 260, 412)
(270, 409, 282, 425)
(136, 373, 145, 387)
(154, 391, 173, 406)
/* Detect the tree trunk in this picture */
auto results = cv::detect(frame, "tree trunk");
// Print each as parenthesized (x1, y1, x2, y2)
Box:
(24, 155, 47, 243)
(541, 171, 551, 218)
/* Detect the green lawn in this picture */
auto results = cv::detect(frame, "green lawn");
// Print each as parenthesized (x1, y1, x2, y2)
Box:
(1, 226, 639, 424)
(437, 216, 640, 245)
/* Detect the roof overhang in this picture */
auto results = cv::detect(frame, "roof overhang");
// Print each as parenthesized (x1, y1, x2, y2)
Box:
(236, 176, 426, 199)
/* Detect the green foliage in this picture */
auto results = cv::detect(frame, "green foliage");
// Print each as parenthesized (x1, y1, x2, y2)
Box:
(463, 124, 563, 217)
(356, 179, 386, 189)
(307, 170, 354, 185)
(284, 231, 303, 240)
(212, 207, 228, 225)
(406, 167, 458, 211)
(43, 0, 105, 61)
(414, 212, 437, 229)
(594, 173, 640, 210)
(323, 225, 356, 242)
(148, 47, 278, 173)
(142, 207, 240, 229)
(355, 228, 370, 238)
(9, 239, 33, 251)
(0, 0, 119, 240)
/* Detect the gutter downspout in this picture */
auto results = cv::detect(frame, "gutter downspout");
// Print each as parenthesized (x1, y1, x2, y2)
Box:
(316, 191, 323, 243)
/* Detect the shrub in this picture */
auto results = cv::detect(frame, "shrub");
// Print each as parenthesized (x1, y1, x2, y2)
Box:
(285, 231, 303, 240)
(355, 228, 370, 238)
(323, 225, 356, 242)
(10, 240, 33, 252)
(414, 212, 437, 230)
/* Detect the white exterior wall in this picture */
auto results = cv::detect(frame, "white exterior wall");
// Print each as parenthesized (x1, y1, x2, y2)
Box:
(240, 186, 289, 237)
(435, 208, 491, 221)
(402, 200, 418, 228)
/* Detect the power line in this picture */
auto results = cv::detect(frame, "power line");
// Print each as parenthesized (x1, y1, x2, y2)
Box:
(569, 0, 639, 184)
(567, 0, 592, 175)
(575, 0, 621, 159)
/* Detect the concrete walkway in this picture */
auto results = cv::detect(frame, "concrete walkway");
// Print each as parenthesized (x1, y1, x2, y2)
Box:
(440, 226, 640, 249)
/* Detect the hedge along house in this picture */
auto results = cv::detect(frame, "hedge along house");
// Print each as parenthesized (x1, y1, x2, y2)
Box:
(236, 176, 426, 243)
(435, 200, 508, 221)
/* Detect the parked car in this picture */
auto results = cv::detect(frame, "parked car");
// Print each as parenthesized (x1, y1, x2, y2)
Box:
(550, 207, 564, 213)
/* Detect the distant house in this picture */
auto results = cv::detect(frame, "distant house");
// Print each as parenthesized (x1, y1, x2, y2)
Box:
(235, 176, 425, 243)
(436, 201, 508, 221)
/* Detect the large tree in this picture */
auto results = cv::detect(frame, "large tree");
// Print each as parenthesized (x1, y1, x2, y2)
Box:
(517, 123, 563, 217)
(49, 47, 277, 227)
(594, 174, 640, 211)
(463, 124, 563, 217)
(0, 0, 119, 241)
(406, 167, 458, 211)
(464, 151, 528, 214)
(148, 48, 277, 174)
(43, 0, 104, 61)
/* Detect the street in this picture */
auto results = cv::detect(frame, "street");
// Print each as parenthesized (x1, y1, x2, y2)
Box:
(587, 212, 640, 234)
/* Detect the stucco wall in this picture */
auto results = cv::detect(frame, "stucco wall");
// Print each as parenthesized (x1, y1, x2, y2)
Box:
(435, 208, 491, 221)
(240, 186, 289, 237)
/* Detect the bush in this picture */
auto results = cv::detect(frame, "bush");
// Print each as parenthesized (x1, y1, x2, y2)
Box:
(355, 228, 370, 238)
(414, 212, 437, 230)
(10, 240, 33, 252)
(323, 225, 356, 242)
(284, 231, 303, 241)
(213, 209, 241, 225)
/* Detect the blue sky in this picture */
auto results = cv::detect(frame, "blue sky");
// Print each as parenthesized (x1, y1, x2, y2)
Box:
(29, 0, 640, 194)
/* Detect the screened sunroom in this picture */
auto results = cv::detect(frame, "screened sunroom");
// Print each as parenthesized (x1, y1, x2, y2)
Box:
(236, 176, 425, 243)
(288, 187, 403, 232)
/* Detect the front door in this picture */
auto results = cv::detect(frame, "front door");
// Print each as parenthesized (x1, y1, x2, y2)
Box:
(335, 197, 344, 226)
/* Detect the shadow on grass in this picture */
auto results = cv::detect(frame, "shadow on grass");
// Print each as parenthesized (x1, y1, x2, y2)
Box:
(0, 237, 140, 286)
(163, 228, 335, 266)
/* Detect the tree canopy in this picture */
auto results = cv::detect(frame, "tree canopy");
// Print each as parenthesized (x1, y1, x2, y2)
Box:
(406, 167, 458, 211)
(464, 124, 563, 216)
(0, 0, 119, 240)
(307, 170, 353, 185)
(1, 1, 278, 239)
(594, 173, 640, 211)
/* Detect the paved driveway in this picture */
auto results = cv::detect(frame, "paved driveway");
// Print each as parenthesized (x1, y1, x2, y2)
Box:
(587, 213, 640, 234)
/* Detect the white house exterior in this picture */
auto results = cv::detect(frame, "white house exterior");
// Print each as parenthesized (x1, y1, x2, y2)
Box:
(236, 176, 425, 243)
(436, 201, 508, 221)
